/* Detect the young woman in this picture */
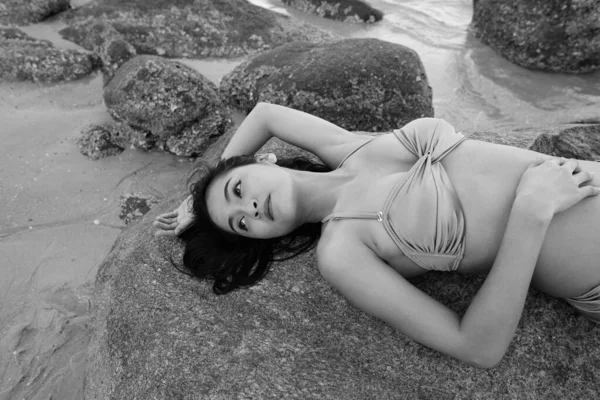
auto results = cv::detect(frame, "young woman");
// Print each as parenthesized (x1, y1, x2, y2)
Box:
(154, 102, 600, 369)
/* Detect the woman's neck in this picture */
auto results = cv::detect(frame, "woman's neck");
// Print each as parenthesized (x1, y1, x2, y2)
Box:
(290, 168, 354, 224)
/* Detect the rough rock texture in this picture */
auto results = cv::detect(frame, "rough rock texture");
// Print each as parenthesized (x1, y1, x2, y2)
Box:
(100, 55, 232, 157)
(529, 124, 600, 160)
(471, 0, 600, 74)
(0, 0, 70, 26)
(78, 124, 125, 160)
(119, 193, 160, 225)
(0, 27, 98, 83)
(71, 21, 137, 86)
(59, 0, 334, 59)
(86, 124, 600, 400)
(220, 39, 433, 132)
(282, 0, 383, 23)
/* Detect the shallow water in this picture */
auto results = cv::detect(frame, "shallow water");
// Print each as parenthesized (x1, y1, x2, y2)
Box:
(1, 1, 599, 398)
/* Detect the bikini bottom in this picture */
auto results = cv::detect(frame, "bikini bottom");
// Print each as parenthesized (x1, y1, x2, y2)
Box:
(566, 284, 600, 324)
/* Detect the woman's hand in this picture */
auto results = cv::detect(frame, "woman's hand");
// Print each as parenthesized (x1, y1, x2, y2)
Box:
(516, 157, 600, 219)
(153, 195, 195, 237)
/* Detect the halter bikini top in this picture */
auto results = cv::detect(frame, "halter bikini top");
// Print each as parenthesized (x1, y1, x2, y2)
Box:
(321, 118, 467, 272)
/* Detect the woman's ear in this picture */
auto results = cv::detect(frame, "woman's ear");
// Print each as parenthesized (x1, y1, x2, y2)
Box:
(254, 153, 277, 164)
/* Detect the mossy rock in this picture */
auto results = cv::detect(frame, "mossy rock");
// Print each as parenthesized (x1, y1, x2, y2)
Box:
(59, 0, 334, 59)
(471, 0, 600, 73)
(220, 38, 434, 132)
(0, 0, 70, 26)
(0, 27, 98, 83)
(282, 0, 383, 23)
(86, 124, 600, 399)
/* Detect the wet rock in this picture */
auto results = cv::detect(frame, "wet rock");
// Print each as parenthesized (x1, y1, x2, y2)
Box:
(63, 21, 137, 86)
(282, 0, 383, 23)
(78, 125, 125, 160)
(103, 55, 232, 157)
(0, 27, 98, 83)
(59, 0, 334, 59)
(86, 125, 600, 399)
(529, 124, 600, 160)
(0, 0, 70, 26)
(220, 38, 433, 132)
(119, 193, 159, 225)
(471, 0, 600, 74)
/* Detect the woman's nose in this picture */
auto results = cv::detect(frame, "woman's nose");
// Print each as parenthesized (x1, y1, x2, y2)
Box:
(244, 199, 259, 218)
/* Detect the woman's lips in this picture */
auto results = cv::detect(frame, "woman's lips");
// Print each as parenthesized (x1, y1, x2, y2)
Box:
(264, 194, 274, 221)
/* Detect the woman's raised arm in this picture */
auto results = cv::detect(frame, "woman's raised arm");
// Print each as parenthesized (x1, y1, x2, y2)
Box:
(221, 103, 372, 169)
(317, 158, 599, 368)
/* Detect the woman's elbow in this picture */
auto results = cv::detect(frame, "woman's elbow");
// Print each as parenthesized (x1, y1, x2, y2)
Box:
(465, 350, 504, 369)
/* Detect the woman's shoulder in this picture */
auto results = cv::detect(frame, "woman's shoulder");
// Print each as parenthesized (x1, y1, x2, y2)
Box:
(316, 223, 371, 269)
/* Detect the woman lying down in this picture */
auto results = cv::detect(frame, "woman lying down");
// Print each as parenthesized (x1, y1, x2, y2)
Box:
(154, 103, 600, 368)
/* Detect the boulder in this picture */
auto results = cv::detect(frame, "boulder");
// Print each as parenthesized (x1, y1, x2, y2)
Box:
(282, 0, 383, 23)
(529, 124, 600, 160)
(0, 27, 98, 83)
(59, 0, 333, 59)
(67, 21, 137, 86)
(220, 39, 434, 132)
(471, 0, 600, 74)
(100, 55, 232, 157)
(85, 123, 600, 399)
(0, 0, 70, 26)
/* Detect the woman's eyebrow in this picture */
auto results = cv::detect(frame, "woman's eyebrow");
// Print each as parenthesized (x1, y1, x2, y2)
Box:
(224, 177, 232, 203)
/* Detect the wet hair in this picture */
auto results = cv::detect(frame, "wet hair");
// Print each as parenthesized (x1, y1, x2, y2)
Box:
(178, 155, 330, 295)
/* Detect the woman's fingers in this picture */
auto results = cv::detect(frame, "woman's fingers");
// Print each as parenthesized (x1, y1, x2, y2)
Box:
(154, 229, 176, 237)
(153, 221, 178, 230)
(580, 185, 600, 198)
(157, 211, 178, 219)
(155, 216, 177, 224)
(561, 158, 580, 173)
(574, 170, 595, 186)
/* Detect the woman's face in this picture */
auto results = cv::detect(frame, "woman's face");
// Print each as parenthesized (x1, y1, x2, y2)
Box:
(205, 163, 299, 239)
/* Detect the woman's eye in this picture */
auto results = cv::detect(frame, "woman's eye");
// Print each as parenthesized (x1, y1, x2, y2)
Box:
(234, 181, 242, 198)
(238, 217, 248, 231)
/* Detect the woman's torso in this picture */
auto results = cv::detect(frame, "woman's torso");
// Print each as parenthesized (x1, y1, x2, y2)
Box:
(323, 133, 600, 298)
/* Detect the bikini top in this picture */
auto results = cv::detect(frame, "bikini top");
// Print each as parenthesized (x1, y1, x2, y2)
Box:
(321, 118, 467, 272)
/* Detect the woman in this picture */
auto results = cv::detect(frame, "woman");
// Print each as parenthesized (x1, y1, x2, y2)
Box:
(153, 102, 600, 368)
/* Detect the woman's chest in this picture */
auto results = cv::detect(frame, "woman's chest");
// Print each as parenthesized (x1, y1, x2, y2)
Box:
(337, 139, 536, 275)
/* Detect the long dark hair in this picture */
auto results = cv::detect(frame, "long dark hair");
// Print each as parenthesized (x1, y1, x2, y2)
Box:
(179, 155, 330, 295)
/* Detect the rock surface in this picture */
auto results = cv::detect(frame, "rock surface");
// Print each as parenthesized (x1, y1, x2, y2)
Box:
(98, 55, 232, 157)
(119, 193, 159, 225)
(471, 0, 600, 74)
(0, 27, 98, 82)
(282, 0, 383, 23)
(59, 0, 333, 59)
(0, 0, 70, 26)
(220, 38, 434, 132)
(86, 124, 600, 400)
(529, 124, 600, 161)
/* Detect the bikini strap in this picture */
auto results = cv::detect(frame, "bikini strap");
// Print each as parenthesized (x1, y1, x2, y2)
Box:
(336, 137, 376, 169)
(321, 211, 383, 224)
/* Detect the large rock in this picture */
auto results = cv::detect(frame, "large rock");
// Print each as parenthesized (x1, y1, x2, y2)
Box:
(98, 55, 232, 157)
(0, 27, 98, 83)
(70, 21, 138, 86)
(529, 124, 600, 161)
(0, 0, 70, 26)
(220, 39, 434, 132)
(471, 0, 600, 74)
(282, 0, 383, 23)
(59, 0, 333, 59)
(86, 124, 600, 399)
